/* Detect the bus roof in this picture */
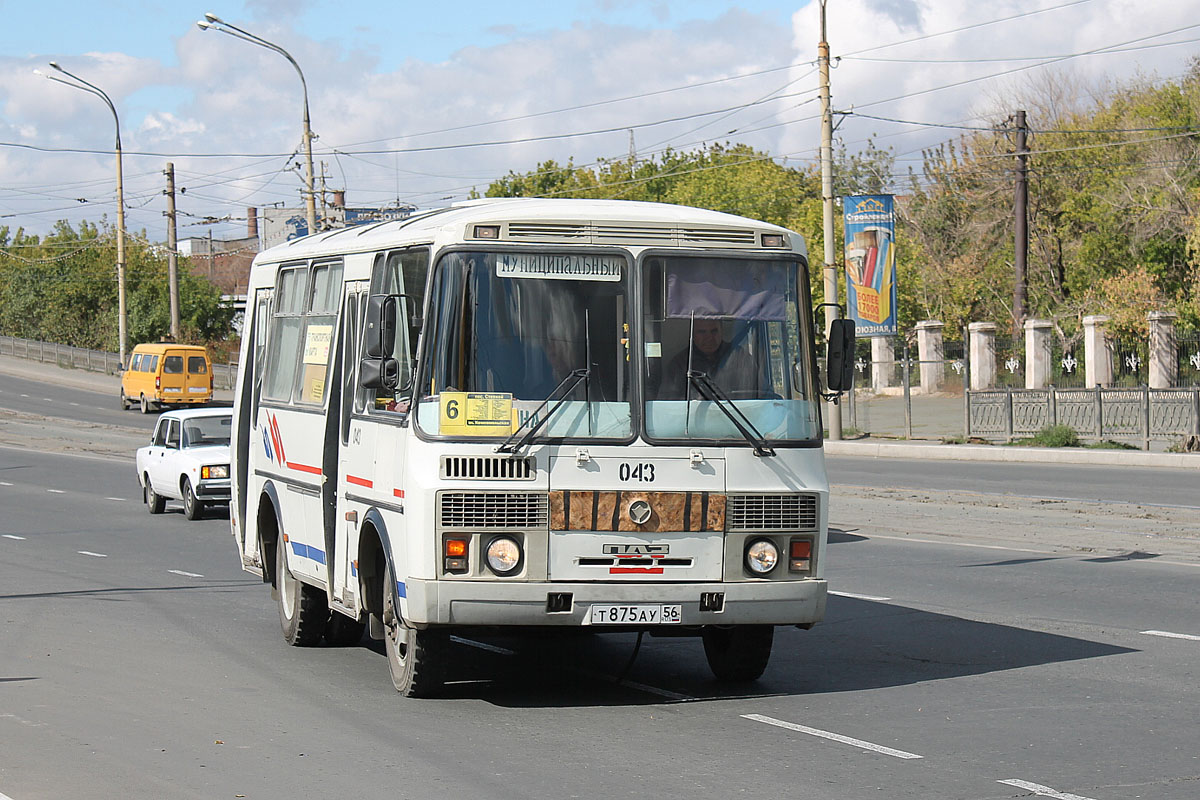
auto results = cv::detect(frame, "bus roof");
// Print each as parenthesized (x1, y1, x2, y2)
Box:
(253, 198, 804, 264)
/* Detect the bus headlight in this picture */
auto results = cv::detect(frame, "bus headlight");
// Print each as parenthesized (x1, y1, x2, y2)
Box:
(745, 539, 779, 575)
(485, 536, 522, 576)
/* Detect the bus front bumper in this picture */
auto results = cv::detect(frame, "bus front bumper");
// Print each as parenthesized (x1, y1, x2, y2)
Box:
(401, 578, 827, 628)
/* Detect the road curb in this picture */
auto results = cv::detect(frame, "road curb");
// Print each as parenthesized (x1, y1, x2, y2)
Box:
(825, 439, 1199, 469)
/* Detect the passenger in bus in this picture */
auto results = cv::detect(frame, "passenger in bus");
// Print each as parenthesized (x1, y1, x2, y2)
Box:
(660, 319, 767, 400)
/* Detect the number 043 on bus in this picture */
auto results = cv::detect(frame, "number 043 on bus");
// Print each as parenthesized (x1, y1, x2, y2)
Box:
(228, 198, 854, 697)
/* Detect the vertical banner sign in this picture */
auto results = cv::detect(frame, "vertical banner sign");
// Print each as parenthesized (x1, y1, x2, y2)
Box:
(843, 195, 898, 336)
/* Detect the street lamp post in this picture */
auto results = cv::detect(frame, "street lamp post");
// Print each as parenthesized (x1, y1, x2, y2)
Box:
(197, 13, 319, 235)
(38, 62, 128, 367)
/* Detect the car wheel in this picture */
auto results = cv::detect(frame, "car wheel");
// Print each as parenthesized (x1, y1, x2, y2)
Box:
(276, 531, 328, 646)
(383, 559, 445, 697)
(701, 625, 774, 682)
(144, 478, 165, 515)
(140, 394, 151, 414)
(119, 389, 129, 410)
(182, 479, 201, 520)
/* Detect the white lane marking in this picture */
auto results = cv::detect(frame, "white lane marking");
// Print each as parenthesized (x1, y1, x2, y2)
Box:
(0, 481, 12, 486)
(3, 535, 26, 540)
(742, 714, 923, 759)
(19, 394, 29, 398)
(70, 402, 79, 406)
(830, 590, 892, 602)
(168, 570, 205, 578)
(77, 551, 107, 558)
(865, 532, 1051, 555)
(105, 497, 125, 502)
(451, 635, 515, 656)
(450, 636, 695, 701)
(1141, 629, 1200, 642)
(998, 778, 1097, 800)
(42, 398, 52, 402)
(46, 489, 65, 494)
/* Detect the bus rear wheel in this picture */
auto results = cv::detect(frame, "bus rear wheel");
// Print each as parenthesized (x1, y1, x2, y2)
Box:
(276, 534, 328, 646)
(702, 625, 774, 682)
(383, 560, 445, 697)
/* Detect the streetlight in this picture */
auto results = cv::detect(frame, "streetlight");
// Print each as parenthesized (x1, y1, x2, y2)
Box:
(37, 62, 129, 367)
(196, 12, 319, 235)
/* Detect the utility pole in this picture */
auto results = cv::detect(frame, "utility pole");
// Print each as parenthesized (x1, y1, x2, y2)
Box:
(1013, 109, 1029, 333)
(164, 162, 181, 341)
(818, 0, 843, 440)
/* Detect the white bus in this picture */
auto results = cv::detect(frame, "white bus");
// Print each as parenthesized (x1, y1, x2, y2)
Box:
(230, 198, 854, 696)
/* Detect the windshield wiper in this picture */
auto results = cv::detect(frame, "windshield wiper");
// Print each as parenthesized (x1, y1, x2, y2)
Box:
(686, 371, 776, 457)
(495, 368, 591, 454)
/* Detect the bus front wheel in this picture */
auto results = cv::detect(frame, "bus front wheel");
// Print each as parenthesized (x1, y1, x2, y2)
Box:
(276, 534, 328, 646)
(383, 560, 445, 697)
(702, 625, 774, 682)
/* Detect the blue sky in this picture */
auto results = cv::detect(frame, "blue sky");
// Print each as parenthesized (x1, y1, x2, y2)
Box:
(1, 1, 1196, 239)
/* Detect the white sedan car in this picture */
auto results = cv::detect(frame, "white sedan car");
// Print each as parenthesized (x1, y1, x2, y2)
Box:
(136, 408, 232, 520)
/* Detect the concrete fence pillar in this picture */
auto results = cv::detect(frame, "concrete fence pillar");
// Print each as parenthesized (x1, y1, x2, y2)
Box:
(916, 320, 944, 394)
(871, 336, 895, 390)
(1148, 310, 1178, 389)
(1083, 315, 1113, 388)
(968, 322, 997, 390)
(1024, 319, 1053, 389)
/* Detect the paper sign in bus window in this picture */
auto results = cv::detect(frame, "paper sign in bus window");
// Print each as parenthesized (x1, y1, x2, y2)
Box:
(439, 392, 515, 436)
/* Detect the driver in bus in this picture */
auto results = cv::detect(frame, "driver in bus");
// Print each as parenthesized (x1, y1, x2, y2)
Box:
(660, 318, 767, 399)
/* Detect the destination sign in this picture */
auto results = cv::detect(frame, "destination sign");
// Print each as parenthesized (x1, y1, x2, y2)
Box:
(496, 253, 623, 281)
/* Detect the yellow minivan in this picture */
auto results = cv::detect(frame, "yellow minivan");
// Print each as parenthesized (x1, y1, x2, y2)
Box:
(120, 343, 213, 413)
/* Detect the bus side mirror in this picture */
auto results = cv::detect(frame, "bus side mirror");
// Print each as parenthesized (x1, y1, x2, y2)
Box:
(825, 318, 856, 394)
(365, 294, 398, 359)
(360, 356, 399, 391)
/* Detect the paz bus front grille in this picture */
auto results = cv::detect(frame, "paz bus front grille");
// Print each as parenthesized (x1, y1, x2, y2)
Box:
(726, 493, 818, 531)
(438, 491, 549, 529)
(440, 455, 535, 480)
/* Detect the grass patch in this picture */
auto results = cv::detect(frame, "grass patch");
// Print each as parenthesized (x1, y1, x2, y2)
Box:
(1085, 439, 1139, 450)
(1015, 424, 1081, 448)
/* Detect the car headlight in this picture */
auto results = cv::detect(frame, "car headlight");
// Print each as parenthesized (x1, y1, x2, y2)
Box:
(484, 536, 522, 576)
(201, 465, 229, 480)
(745, 539, 779, 575)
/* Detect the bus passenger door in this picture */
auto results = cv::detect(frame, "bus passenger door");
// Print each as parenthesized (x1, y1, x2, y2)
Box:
(235, 289, 272, 567)
(335, 282, 371, 606)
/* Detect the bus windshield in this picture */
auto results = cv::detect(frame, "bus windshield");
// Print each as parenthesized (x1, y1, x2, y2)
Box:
(416, 251, 632, 440)
(642, 255, 820, 444)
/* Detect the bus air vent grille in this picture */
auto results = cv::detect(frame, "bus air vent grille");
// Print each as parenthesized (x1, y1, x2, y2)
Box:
(440, 455, 536, 481)
(507, 222, 590, 240)
(438, 491, 549, 529)
(592, 225, 675, 244)
(679, 228, 758, 247)
(726, 493, 818, 531)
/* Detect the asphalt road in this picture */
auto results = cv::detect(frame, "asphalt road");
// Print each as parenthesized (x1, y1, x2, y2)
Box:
(1, 368, 1198, 799)
(0, 370, 158, 431)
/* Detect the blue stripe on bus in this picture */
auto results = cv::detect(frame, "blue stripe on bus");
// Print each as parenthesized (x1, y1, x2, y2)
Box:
(289, 540, 326, 565)
(396, 580, 406, 598)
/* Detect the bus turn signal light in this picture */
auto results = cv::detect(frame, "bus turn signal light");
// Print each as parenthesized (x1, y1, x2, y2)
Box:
(790, 539, 812, 573)
(444, 538, 469, 574)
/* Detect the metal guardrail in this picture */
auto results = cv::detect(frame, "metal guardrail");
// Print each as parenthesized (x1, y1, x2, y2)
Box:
(0, 334, 239, 390)
(967, 387, 1200, 448)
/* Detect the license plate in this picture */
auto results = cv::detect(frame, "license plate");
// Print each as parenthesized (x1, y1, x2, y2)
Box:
(589, 604, 682, 625)
(163, 387, 181, 393)
(187, 387, 207, 393)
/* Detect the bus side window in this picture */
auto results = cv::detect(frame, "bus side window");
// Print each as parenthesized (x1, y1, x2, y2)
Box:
(293, 260, 344, 406)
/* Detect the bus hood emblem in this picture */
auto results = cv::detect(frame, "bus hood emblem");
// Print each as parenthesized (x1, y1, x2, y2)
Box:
(627, 499, 653, 525)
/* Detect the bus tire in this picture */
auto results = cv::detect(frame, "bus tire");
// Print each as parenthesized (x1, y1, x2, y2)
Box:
(144, 478, 165, 515)
(702, 625, 774, 682)
(383, 560, 444, 697)
(276, 532, 328, 647)
(324, 612, 366, 646)
(182, 479, 202, 520)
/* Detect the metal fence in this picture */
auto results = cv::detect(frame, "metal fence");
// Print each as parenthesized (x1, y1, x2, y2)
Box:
(967, 387, 1200, 448)
(0, 334, 239, 390)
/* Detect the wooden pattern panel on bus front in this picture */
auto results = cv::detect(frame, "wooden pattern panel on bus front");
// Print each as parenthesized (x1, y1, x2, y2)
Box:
(549, 491, 725, 532)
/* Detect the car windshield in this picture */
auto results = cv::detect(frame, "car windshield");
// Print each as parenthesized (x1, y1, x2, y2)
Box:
(182, 415, 232, 447)
(641, 255, 820, 443)
(416, 251, 631, 440)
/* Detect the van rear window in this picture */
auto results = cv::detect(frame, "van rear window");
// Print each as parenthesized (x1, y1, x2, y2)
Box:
(188, 356, 208, 374)
(164, 356, 184, 374)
